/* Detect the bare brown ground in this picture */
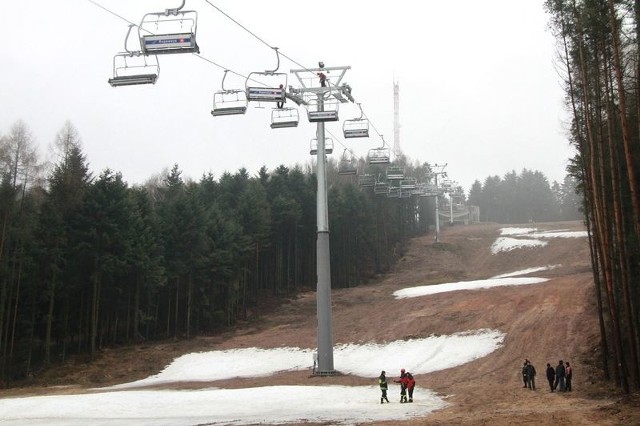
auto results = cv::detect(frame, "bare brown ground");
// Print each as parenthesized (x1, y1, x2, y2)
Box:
(3, 221, 640, 425)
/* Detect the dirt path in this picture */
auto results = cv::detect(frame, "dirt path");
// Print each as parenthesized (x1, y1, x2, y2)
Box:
(5, 221, 640, 424)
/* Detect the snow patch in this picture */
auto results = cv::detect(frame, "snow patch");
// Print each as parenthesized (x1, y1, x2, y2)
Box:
(393, 277, 549, 299)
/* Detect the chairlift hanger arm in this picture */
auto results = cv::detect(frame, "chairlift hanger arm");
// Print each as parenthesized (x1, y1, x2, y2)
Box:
(221, 69, 230, 91)
(166, 0, 186, 15)
(265, 47, 281, 74)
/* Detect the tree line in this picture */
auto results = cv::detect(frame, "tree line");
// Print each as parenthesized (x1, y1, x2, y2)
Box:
(467, 170, 583, 224)
(546, 0, 640, 392)
(0, 120, 435, 383)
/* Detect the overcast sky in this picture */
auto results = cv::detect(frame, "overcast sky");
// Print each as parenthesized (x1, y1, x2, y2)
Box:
(0, 0, 573, 192)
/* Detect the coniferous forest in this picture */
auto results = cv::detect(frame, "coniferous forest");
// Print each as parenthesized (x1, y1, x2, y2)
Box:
(1, 119, 580, 383)
(545, 0, 640, 392)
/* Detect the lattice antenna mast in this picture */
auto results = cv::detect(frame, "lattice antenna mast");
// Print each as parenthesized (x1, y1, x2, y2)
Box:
(394, 81, 401, 157)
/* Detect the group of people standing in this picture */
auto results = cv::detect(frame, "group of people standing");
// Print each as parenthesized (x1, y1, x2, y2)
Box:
(546, 360, 573, 392)
(378, 369, 416, 404)
(522, 359, 573, 392)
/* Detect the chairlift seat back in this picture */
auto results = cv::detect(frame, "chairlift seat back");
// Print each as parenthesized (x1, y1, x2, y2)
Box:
(247, 87, 286, 103)
(308, 110, 339, 122)
(139, 10, 199, 55)
(142, 33, 199, 55)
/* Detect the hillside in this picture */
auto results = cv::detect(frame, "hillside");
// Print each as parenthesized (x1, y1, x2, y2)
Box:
(3, 221, 640, 424)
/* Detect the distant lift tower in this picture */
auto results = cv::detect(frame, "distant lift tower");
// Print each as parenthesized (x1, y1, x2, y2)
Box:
(393, 81, 401, 157)
(290, 63, 354, 375)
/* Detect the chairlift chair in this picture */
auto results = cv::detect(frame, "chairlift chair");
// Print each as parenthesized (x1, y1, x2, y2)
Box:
(358, 174, 376, 187)
(412, 183, 427, 196)
(386, 166, 405, 180)
(211, 90, 247, 116)
(343, 119, 370, 138)
(338, 150, 357, 175)
(210, 70, 248, 116)
(422, 185, 440, 197)
(246, 47, 287, 103)
(374, 181, 389, 195)
(108, 52, 159, 87)
(387, 186, 401, 198)
(343, 104, 369, 138)
(310, 138, 333, 155)
(307, 98, 339, 122)
(367, 147, 391, 165)
(271, 108, 299, 128)
(138, 2, 199, 55)
(400, 178, 417, 189)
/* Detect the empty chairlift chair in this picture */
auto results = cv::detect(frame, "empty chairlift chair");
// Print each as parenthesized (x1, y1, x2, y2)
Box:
(338, 150, 357, 175)
(411, 183, 427, 196)
(374, 181, 390, 195)
(271, 108, 299, 128)
(211, 90, 247, 116)
(386, 166, 405, 180)
(358, 174, 376, 187)
(310, 138, 333, 155)
(400, 178, 417, 189)
(108, 52, 159, 87)
(343, 104, 369, 138)
(307, 98, 339, 122)
(387, 186, 401, 198)
(139, 2, 199, 55)
(211, 70, 247, 116)
(367, 147, 391, 165)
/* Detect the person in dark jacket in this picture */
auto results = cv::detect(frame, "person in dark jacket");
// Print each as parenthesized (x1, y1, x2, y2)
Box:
(526, 361, 537, 390)
(394, 368, 408, 403)
(546, 363, 555, 392)
(565, 362, 573, 391)
(378, 371, 390, 404)
(406, 372, 416, 402)
(522, 360, 529, 388)
(554, 360, 566, 391)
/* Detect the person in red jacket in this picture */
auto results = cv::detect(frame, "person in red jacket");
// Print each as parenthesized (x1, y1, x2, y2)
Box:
(317, 72, 327, 87)
(394, 368, 409, 403)
(406, 372, 416, 402)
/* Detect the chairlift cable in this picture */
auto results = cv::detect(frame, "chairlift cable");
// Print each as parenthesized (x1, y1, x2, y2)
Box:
(92, 0, 391, 155)
(87, 0, 272, 88)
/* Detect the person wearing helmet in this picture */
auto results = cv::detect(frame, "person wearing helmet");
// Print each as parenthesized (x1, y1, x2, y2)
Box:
(393, 368, 409, 403)
(378, 370, 390, 404)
